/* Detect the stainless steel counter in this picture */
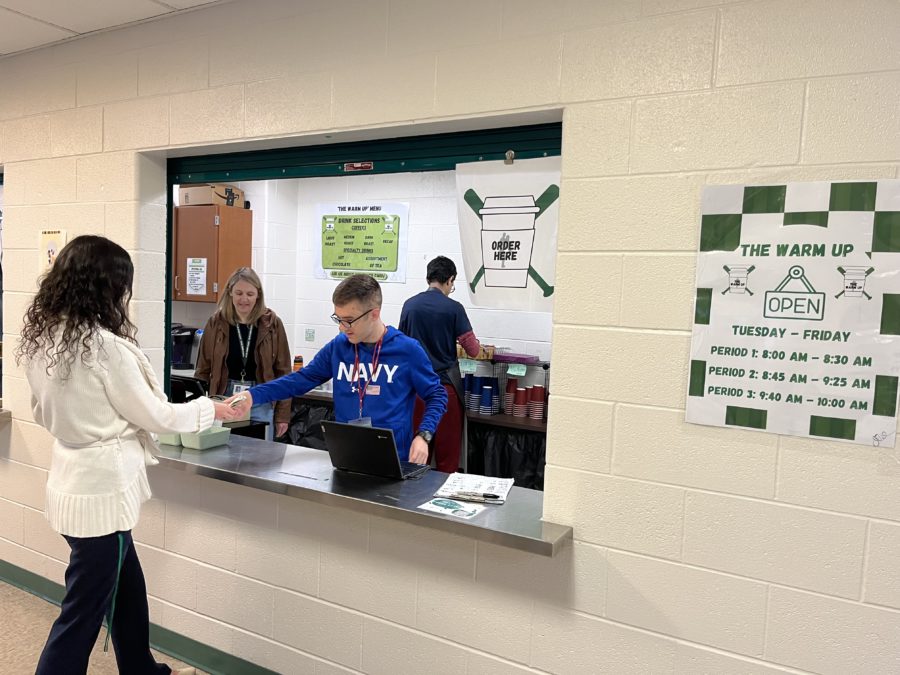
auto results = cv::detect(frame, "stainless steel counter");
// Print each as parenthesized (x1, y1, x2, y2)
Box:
(154, 435, 571, 556)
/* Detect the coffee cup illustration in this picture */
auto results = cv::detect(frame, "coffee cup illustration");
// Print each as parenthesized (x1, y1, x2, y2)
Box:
(463, 185, 559, 296)
(843, 270, 867, 296)
(836, 266, 874, 299)
(478, 196, 540, 288)
(722, 264, 755, 295)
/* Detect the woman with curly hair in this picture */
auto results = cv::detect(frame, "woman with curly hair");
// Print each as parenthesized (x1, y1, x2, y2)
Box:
(17, 235, 236, 675)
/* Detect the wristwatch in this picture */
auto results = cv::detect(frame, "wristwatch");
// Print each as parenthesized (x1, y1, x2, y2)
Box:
(416, 429, 434, 443)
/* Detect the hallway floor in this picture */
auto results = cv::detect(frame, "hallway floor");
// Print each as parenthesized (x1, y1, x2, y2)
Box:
(0, 581, 202, 674)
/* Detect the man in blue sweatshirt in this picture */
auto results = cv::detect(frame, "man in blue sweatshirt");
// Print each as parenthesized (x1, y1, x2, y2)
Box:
(227, 274, 447, 463)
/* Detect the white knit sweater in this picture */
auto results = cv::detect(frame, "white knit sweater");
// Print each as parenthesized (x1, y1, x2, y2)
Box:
(26, 329, 215, 537)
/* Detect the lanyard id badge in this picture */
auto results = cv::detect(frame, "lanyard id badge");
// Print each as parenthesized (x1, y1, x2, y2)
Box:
(353, 328, 386, 419)
(236, 323, 254, 382)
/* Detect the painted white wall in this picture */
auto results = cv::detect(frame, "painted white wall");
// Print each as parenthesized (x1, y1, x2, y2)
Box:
(2, 0, 900, 673)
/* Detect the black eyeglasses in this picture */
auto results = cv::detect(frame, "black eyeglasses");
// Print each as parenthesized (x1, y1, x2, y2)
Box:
(330, 307, 374, 328)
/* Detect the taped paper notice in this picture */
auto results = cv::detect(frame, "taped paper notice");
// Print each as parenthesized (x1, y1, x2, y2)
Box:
(40, 229, 67, 272)
(187, 258, 207, 295)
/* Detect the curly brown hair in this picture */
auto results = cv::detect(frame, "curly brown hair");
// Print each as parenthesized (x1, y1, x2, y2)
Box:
(16, 235, 137, 375)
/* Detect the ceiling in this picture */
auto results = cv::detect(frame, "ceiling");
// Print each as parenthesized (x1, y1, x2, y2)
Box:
(0, 0, 228, 58)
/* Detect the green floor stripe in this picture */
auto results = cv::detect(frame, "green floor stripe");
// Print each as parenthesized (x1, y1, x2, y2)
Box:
(880, 294, 900, 335)
(809, 415, 857, 440)
(829, 182, 877, 211)
(783, 211, 829, 227)
(694, 288, 712, 325)
(873, 375, 899, 417)
(725, 405, 767, 429)
(743, 185, 786, 214)
(700, 214, 742, 251)
(0, 559, 65, 605)
(689, 360, 706, 397)
(0, 559, 278, 675)
(149, 625, 277, 675)
(873, 212, 900, 252)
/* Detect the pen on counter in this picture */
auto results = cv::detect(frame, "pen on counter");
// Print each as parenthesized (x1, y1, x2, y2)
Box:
(453, 491, 500, 499)
(447, 492, 502, 504)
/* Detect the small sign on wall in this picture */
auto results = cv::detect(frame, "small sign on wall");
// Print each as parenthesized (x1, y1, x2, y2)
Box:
(186, 257, 208, 295)
(39, 229, 67, 272)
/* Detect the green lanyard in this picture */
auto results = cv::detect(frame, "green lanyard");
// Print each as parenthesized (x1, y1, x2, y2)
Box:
(237, 323, 254, 382)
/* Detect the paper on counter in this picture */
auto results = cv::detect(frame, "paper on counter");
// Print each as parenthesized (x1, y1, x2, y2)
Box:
(418, 498, 486, 519)
(433, 473, 515, 502)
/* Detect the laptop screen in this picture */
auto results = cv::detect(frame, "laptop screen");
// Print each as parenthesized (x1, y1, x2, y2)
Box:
(320, 421, 427, 480)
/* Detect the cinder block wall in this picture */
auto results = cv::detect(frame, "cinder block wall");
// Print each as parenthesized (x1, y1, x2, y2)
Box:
(1, 1, 899, 672)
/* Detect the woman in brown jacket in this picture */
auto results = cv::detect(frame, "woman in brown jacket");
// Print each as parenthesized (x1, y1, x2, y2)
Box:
(195, 267, 292, 440)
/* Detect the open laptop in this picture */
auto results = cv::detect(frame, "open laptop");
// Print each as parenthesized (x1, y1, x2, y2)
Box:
(320, 420, 430, 480)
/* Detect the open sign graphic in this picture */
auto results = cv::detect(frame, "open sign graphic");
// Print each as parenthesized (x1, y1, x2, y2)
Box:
(764, 265, 825, 321)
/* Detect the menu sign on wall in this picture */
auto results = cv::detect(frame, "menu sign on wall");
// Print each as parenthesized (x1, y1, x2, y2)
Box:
(686, 180, 900, 447)
(315, 202, 409, 282)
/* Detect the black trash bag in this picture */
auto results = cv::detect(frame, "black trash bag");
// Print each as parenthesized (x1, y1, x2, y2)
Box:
(467, 425, 545, 491)
(283, 400, 335, 450)
(466, 424, 489, 477)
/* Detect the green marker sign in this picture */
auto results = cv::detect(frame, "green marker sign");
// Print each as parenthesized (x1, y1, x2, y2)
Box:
(507, 363, 527, 377)
(316, 202, 409, 283)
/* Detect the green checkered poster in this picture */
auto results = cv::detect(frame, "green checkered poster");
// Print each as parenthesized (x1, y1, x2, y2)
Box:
(686, 180, 900, 447)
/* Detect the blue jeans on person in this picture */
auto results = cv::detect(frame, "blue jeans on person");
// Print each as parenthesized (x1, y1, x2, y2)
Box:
(36, 531, 171, 675)
(226, 379, 275, 441)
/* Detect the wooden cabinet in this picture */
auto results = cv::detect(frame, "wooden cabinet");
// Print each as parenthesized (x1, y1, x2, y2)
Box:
(173, 205, 252, 303)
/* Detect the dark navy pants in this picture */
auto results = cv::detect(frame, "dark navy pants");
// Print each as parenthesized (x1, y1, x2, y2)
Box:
(35, 530, 171, 675)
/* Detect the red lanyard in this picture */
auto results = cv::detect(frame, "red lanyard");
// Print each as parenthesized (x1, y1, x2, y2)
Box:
(353, 328, 386, 418)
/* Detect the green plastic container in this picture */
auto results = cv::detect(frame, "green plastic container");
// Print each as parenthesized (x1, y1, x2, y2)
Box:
(179, 427, 231, 450)
(157, 433, 181, 446)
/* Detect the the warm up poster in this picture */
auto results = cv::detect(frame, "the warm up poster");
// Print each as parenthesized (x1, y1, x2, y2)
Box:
(686, 180, 900, 447)
(315, 202, 409, 283)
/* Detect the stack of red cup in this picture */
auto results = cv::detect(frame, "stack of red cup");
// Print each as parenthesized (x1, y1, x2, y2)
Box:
(513, 387, 528, 417)
(504, 378, 518, 415)
(528, 384, 546, 420)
